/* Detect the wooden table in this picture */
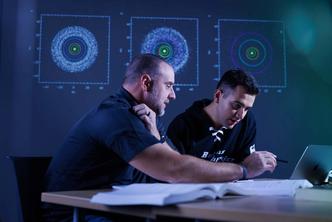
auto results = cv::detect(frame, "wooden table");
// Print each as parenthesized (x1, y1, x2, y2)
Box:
(42, 189, 332, 222)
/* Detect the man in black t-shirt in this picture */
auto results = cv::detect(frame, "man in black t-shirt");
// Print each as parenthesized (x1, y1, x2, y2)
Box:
(43, 54, 177, 222)
(43, 56, 277, 222)
(168, 69, 276, 177)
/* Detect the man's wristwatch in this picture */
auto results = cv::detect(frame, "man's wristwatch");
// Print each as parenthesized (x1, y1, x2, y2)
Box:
(240, 164, 248, 180)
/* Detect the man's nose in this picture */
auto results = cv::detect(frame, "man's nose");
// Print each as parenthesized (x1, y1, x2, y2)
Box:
(236, 108, 245, 119)
(169, 87, 176, 100)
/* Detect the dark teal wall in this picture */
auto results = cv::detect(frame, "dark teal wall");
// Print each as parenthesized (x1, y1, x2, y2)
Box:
(1, 0, 331, 221)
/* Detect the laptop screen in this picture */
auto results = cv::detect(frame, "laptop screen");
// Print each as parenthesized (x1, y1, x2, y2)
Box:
(290, 144, 332, 185)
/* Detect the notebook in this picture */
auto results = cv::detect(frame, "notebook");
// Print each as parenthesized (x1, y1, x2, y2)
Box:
(290, 144, 332, 185)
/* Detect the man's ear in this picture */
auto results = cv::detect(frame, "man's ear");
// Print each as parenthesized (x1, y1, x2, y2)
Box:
(215, 89, 223, 103)
(141, 74, 152, 91)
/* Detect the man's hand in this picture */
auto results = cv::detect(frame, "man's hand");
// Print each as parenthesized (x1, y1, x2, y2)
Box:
(242, 151, 277, 178)
(132, 104, 160, 140)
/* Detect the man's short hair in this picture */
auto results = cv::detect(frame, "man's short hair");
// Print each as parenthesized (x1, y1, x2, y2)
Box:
(216, 69, 260, 95)
(124, 53, 168, 83)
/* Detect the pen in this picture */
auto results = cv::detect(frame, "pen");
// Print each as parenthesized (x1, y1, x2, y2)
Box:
(276, 158, 288, 163)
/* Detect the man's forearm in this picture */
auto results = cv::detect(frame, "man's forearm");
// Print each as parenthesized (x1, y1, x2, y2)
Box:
(130, 144, 244, 183)
(167, 154, 244, 183)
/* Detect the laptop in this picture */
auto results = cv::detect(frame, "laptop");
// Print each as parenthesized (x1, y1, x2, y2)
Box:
(290, 144, 332, 185)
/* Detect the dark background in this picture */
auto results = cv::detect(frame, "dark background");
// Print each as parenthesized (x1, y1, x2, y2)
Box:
(1, 0, 331, 221)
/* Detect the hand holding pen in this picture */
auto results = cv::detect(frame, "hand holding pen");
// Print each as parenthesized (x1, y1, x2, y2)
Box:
(242, 151, 278, 178)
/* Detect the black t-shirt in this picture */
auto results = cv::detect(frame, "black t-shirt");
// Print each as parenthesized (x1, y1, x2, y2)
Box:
(45, 87, 166, 192)
(167, 99, 256, 163)
(43, 87, 166, 221)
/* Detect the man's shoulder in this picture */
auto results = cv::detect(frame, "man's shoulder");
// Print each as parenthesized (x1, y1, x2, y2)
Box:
(99, 94, 131, 109)
(168, 111, 194, 131)
(93, 93, 135, 118)
(232, 110, 256, 133)
(171, 99, 209, 123)
(79, 99, 137, 132)
(167, 106, 208, 139)
(244, 110, 256, 125)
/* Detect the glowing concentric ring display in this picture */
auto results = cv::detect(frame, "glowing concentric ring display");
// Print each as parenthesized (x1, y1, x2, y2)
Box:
(231, 33, 272, 73)
(141, 27, 189, 72)
(246, 46, 259, 61)
(51, 26, 98, 73)
(157, 42, 173, 59)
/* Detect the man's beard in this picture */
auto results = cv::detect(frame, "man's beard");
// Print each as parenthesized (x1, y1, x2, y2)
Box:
(151, 102, 165, 117)
(157, 109, 165, 117)
(146, 90, 165, 117)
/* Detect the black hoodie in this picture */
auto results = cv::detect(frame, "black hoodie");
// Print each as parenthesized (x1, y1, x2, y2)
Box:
(167, 99, 256, 163)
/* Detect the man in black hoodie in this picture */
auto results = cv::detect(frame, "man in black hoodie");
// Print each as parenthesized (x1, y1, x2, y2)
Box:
(167, 69, 277, 180)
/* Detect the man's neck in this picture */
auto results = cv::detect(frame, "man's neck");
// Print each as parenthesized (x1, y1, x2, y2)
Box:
(122, 84, 143, 104)
(203, 102, 222, 129)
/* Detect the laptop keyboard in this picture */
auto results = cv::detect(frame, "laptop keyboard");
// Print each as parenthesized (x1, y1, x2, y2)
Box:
(314, 183, 332, 189)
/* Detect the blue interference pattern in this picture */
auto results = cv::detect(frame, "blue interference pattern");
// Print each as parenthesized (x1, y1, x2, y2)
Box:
(141, 27, 189, 72)
(37, 14, 110, 92)
(231, 32, 272, 73)
(51, 26, 98, 73)
(130, 16, 199, 87)
(218, 19, 287, 89)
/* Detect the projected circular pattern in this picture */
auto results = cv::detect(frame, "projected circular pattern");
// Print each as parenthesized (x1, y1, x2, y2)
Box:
(141, 27, 189, 72)
(231, 33, 272, 74)
(51, 26, 98, 73)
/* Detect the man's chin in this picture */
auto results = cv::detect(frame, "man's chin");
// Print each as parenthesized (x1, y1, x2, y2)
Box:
(157, 110, 165, 117)
(227, 122, 239, 129)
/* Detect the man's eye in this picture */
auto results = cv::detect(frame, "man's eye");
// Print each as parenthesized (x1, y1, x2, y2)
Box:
(232, 103, 242, 110)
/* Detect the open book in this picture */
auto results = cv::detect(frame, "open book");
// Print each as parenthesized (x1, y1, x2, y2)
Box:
(90, 179, 312, 206)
